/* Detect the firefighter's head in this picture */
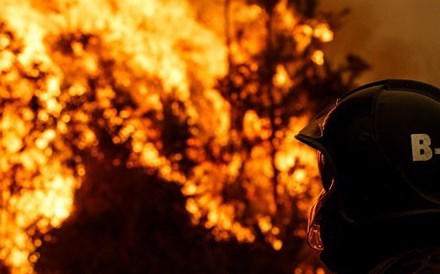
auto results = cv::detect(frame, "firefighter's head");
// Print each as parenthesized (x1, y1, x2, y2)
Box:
(295, 79, 440, 270)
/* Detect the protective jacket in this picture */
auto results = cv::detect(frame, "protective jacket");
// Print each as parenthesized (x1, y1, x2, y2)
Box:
(369, 247, 440, 274)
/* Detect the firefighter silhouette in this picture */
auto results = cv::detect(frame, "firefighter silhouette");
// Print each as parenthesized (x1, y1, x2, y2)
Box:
(296, 79, 440, 273)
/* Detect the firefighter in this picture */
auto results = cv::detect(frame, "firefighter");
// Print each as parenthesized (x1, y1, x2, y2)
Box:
(295, 79, 440, 273)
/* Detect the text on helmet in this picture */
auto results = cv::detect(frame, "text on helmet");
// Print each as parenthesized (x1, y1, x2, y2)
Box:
(411, 133, 440, 161)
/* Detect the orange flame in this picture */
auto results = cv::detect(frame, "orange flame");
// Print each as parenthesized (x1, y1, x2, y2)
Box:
(0, 0, 334, 273)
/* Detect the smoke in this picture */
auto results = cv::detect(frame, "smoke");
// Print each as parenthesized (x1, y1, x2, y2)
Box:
(320, 0, 440, 87)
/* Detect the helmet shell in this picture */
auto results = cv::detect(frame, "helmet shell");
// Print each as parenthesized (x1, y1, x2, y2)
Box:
(297, 79, 440, 224)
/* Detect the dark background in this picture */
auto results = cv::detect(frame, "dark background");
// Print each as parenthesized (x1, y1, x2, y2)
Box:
(320, 0, 440, 87)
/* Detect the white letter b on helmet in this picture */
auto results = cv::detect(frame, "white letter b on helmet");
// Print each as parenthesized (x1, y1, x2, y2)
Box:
(411, 134, 433, 161)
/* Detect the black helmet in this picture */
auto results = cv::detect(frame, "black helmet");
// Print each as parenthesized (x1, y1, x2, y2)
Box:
(295, 79, 440, 251)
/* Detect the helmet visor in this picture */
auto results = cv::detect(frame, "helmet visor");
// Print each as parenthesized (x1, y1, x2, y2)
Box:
(307, 151, 335, 251)
(307, 179, 334, 250)
(295, 101, 338, 251)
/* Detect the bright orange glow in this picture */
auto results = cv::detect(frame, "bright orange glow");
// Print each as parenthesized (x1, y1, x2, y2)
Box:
(273, 65, 291, 88)
(272, 239, 283, 250)
(312, 50, 325, 66)
(0, 0, 335, 273)
(314, 23, 334, 43)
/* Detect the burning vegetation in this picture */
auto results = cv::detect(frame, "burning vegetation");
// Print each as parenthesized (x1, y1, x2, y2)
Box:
(0, 0, 368, 273)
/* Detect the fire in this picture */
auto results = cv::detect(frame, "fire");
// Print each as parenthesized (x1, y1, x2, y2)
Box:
(0, 0, 337, 273)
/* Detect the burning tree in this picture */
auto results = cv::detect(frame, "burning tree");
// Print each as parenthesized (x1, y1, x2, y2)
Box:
(0, 0, 368, 273)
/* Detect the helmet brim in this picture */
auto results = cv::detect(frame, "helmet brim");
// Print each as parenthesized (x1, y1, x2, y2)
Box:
(295, 101, 336, 154)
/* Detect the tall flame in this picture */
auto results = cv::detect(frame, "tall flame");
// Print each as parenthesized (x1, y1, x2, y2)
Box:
(0, 0, 334, 273)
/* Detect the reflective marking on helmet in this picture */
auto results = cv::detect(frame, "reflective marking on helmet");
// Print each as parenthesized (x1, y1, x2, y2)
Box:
(411, 134, 433, 161)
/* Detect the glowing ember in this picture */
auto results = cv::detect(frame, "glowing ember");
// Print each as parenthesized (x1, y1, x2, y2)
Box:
(0, 0, 337, 273)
